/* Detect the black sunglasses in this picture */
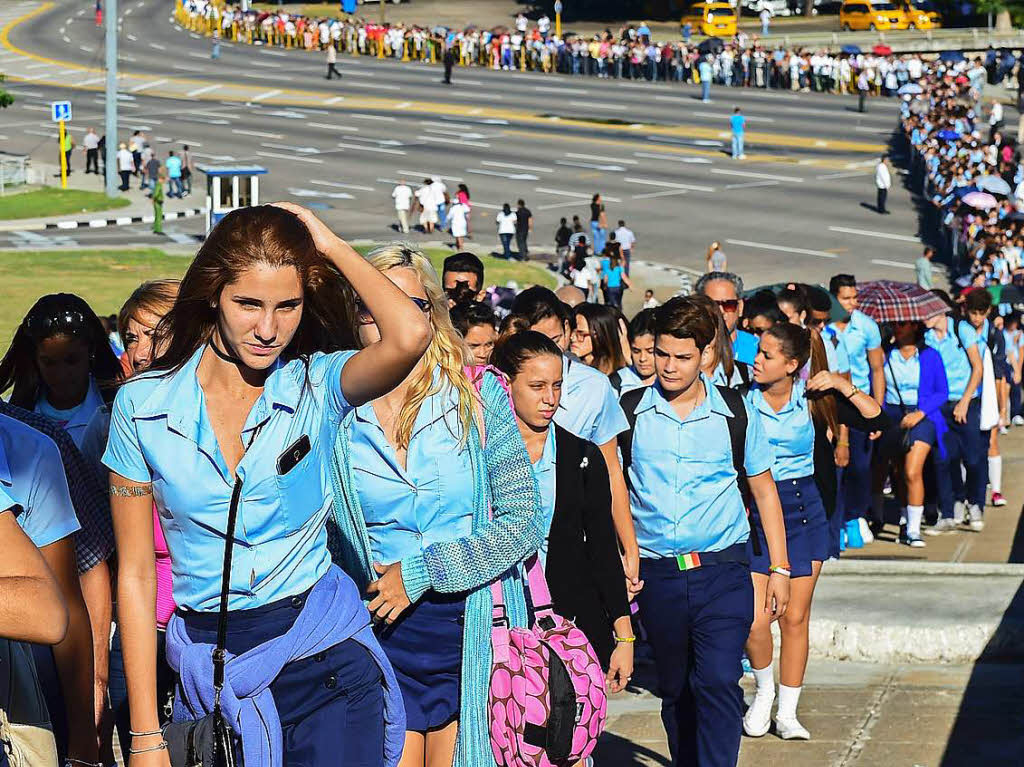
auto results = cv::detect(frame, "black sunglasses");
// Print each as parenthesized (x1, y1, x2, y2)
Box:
(356, 296, 431, 324)
(24, 310, 88, 337)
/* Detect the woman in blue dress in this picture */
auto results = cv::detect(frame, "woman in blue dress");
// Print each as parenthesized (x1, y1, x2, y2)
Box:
(103, 204, 430, 767)
(329, 244, 542, 767)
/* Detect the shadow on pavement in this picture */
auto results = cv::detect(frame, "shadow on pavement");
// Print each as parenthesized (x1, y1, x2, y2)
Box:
(593, 732, 672, 766)
(940, 506, 1024, 765)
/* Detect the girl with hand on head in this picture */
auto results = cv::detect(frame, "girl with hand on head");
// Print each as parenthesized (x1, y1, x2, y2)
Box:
(492, 331, 634, 692)
(328, 246, 542, 767)
(103, 204, 430, 767)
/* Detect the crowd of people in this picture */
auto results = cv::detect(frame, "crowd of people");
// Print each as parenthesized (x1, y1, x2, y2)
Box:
(176, 0, 933, 97)
(3, 43, 1022, 767)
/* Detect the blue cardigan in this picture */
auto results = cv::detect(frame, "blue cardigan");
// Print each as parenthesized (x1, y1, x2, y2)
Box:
(329, 370, 542, 767)
(165, 565, 406, 767)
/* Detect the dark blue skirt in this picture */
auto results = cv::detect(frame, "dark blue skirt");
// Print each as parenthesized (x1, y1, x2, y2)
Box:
(178, 588, 385, 767)
(748, 475, 830, 578)
(376, 591, 466, 733)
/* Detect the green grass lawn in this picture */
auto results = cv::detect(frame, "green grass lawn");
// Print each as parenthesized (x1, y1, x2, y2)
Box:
(0, 247, 554, 348)
(0, 187, 131, 221)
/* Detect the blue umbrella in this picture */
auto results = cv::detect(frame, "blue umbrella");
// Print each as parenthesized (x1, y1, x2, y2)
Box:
(953, 185, 979, 198)
(898, 83, 923, 95)
(841, 44, 862, 54)
(937, 129, 961, 140)
(977, 175, 1012, 196)
(939, 50, 966, 63)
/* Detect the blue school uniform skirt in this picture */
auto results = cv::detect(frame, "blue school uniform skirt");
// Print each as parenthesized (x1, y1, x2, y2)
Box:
(178, 588, 385, 767)
(376, 590, 466, 732)
(748, 476, 830, 578)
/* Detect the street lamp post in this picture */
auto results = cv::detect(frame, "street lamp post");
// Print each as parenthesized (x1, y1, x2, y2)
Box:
(104, 0, 118, 199)
(554, 0, 562, 38)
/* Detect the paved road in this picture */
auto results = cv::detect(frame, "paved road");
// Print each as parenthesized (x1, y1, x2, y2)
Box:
(0, 0, 943, 287)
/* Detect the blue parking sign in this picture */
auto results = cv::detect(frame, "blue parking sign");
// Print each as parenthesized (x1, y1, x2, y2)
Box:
(50, 101, 72, 122)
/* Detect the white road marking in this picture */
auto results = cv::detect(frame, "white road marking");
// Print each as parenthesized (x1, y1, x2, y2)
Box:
(633, 152, 712, 164)
(481, 160, 552, 173)
(186, 84, 221, 97)
(260, 142, 320, 154)
(310, 179, 376, 192)
(79, 45, 92, 52)
(711, 169, 804, 183)
(352, 113, 395, 121)
(415, 135, 490, 149)
(251, 89, 282, 102)
(625, 177, 715, 193)
(307, 122, 360, 132)
(828, 226, 920, 243)
(568, 100, 626, 111)
(21, 104, 49, 111)
(260, 49, 287, 57)
(816, 170, 870, 180)
(694, 111, 775, 123)
(872, 259, 916, 269)
(25, 62, 53, 70)
(648, 135, 724, 147)
(420, 127, 494, 140)
(256, 150, 324, 164)
(129, 79, 167, 93)
(536, 199, 594, 212)
(534, 187, 622, 202)
(724, 180, 781, 190)
(249, 60, 283, 68)
(726, 239, 838, 259)
(233, 129, 284, 139)
(172, 64, 206, 72)
(632, 189, 690, 200)
(555, 160, 626, 172)
(335, 141, 406, 155)
(288, 187, 353, 200)
(397, 169, 463, 181)
(345, 81, 401, 91)
(534, 85, 590, 95)
(467, 168, 539, 181)
(565, 152, 638, 165)
(325, 96, 344, 105)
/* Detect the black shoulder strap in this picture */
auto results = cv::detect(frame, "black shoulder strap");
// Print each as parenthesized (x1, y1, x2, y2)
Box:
(715, 384, 762, 557)
(735, 360, 751, 387)
(609, 370, 623, 396)
(616, 386, 647, 482)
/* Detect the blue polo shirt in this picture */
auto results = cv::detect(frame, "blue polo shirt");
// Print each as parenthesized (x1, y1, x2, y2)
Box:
(102, 345, 356, 612)
(884, 347, 922, 407)
(614, 365, 646, 394)
(925, 317, 979, 401)
(555, 356, 628, 446)
(821, 325, 851, 374)
(35, 378, 106, 450)
(730, 114, 746, 134)
(829, 310, 881, 391)
(745, 381, 814, 481)
(530, 427, 557, 568)
(627, 375, 774, 558)
(733, 329, 758, 367)
(349, 377, 475, 566)
(0, 413, 80, 549)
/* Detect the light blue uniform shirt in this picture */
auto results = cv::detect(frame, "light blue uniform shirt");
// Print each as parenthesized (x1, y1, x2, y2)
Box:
(349, 379, 475, 566)
(746, 381, 814, 481)
(0, 413, 80, 549)
(925, 317, 979, 401)
(102, 345, 356, 612)
(530, 427, 557, 568)
(821, 325, 851, 374)
(614, 365, 646, 394)
(884, 347, 921, 407)
(628, 375, 774, 558)
(35, 378, 106, 450)
(555, 356, 628, 446)
(829, 310, 881, 391)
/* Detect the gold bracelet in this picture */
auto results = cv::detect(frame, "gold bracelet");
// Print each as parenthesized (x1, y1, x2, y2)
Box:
(846, 385, 861, 398)
(837, 440, 850, 447)
(614, 636, 636, 643)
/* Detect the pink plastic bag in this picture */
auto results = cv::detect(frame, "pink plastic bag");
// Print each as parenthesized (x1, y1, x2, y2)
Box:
(487, 555, 608, 767)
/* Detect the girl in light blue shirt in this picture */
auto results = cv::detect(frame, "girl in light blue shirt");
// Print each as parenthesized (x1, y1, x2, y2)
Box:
(104, 205, 429, 767)
(329, 245, 542, 767)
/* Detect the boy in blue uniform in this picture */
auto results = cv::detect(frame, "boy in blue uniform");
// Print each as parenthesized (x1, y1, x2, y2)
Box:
(623, 297, 791, 767)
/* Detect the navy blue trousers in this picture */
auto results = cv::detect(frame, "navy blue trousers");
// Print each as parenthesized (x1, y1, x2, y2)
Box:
(636, 557, 753, 767)
(842, 427, 874, 522)
(178, 590, 385, 767)
(934, 399, 987, 513)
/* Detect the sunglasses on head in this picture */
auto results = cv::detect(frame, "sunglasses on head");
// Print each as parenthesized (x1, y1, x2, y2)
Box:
(713, 299, 739, 313)
(356, 296, 431, 325)
(24, 310, 87, 337)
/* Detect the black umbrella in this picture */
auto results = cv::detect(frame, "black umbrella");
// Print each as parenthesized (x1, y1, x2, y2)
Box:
(1008, 210, 1024, 222)
(697, 36, 723, 55)
(999, 284, 1024, 305)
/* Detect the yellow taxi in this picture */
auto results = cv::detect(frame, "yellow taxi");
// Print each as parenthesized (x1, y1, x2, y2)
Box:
(681, 3, 738, 37)
(900, 0, 942, 27)
(839, 0, 902, 31)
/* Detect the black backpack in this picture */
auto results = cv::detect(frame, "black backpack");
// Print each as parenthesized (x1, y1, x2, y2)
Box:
(617, 384, 762, 557)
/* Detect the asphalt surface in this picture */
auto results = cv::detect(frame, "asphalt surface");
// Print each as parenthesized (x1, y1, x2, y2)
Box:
(0, 0, 942, 287)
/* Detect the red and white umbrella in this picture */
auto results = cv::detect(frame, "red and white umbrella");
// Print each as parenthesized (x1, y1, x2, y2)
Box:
(856, 280, 949, 323)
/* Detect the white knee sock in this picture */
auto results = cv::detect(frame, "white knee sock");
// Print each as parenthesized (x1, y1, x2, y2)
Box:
(989, 455, 1003, 494)
(777, 684, 802, 720)
(906, 505, 924, 538)
(752, 665, 775, 699)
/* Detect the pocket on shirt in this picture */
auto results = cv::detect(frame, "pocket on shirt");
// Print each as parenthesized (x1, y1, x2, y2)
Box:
(275, 438, 326, 532)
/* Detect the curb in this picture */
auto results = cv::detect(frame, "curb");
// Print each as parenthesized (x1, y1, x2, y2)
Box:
(0, 207, 206, 233)
(824, 559, 1024, 576)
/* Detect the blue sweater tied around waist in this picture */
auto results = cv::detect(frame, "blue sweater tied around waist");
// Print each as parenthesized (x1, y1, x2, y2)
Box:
(165, 565, 406, 767)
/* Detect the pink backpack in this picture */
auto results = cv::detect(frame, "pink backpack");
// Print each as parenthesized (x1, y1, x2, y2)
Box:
(487, 555, 608, 767)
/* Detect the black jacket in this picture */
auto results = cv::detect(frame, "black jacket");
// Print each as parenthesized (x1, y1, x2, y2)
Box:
(543, 426, 630, 668)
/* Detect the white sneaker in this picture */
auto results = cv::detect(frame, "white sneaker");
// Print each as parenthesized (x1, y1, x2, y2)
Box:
(774, 716, 811, 740)
(859, 517, 875, 544)
(1012, 415, 1024, 426)
(967, 504, 984, 532)
(743, 694, 774, 737)
(925, 518, 958, 535)
(953, 500, 967, 525)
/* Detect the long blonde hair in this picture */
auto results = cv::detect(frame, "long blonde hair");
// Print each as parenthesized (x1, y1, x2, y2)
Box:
(365, 244, 477, 449)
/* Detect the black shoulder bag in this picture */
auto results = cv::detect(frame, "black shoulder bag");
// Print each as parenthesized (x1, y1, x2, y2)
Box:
(162, 475, 243, 767)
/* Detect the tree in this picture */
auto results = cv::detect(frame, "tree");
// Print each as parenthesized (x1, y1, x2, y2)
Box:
(976, 0, 1020, 30)
(0, 74, 13, 109)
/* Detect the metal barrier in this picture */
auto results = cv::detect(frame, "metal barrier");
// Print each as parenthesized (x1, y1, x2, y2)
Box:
(0, 155, 28, 196)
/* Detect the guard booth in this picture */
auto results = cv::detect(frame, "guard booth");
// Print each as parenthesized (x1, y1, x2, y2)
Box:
(199, 165, 268, 233)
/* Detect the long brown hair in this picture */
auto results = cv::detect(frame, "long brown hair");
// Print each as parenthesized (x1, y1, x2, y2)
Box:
(573, 303, 627, 375)
(148, 206, 356, 374)
(690, 293, 735, 381)
(763, 323, 839, 437)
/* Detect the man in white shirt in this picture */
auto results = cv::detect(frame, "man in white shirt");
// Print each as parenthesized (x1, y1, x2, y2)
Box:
(116, 142, 134, 191)
(429, 176, 448, 230)
(990, 99, 1004, 139)
(392, 179, 413, 234)
(875, 154, 892, 215)
(415, 178, 438, 233)
(614, 219, 637, 274)
(515, 12, 528, 33)
(537, 14, 551, 38)
(82, 128, 100, 175)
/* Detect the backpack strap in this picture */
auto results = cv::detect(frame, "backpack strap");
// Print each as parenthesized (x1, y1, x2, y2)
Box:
(609, 370, 623, 396)
(616, 386, 647, 484)
(714, 384, 762, 558)
(735, 360, 751, 387)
